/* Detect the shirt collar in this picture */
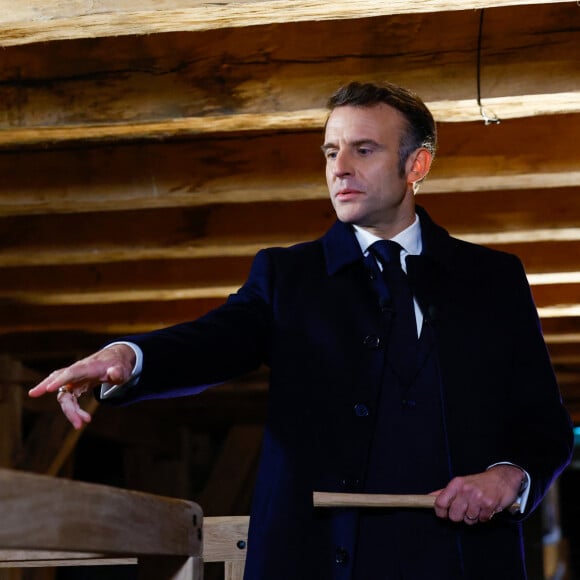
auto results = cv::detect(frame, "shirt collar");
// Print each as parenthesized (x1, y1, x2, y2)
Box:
(353, 214, 423, 257)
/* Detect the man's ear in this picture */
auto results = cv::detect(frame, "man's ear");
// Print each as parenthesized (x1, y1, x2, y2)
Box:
(406, 148, 433, 186)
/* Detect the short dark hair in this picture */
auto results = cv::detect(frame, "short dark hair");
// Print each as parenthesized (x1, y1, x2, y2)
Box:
(327, 81, 437, 175)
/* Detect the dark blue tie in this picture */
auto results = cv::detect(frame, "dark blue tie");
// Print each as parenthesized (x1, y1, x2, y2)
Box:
(369, 240, 418, 385)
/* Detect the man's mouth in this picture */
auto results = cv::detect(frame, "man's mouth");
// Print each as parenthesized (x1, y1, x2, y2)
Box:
(336, 188, 363, 200)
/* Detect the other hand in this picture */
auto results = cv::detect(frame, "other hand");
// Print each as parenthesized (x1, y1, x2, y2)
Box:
(28, 344, 136, 430)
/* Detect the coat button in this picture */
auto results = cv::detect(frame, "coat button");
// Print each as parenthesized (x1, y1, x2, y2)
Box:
(381, 303, 395, 318)
(354, 403, 370, 417)
(363, 335, 381, 349)
(339, 478, 360, 491)
(335, 547, 349, 565)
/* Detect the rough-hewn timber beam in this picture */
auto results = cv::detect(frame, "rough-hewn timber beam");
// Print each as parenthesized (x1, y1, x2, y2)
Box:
(2, 241, 580, 303)
(4, 274, 580, 307)
(1, 296, 578, 335)
(0, 5, 578, 142)
(1, 186, 580, 266)
(0, 0, 569, 47)
(1, 114, 579, 218)
(2, 93, 579, 147)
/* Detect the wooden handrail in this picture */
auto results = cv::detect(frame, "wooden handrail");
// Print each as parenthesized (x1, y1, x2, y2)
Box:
(0, 468, 202, 556)
(0, 468, 203, 579)
(0, 468, 253, 579)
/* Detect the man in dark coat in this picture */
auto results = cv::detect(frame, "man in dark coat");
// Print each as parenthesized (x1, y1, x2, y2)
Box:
(30, 81, 573, 579)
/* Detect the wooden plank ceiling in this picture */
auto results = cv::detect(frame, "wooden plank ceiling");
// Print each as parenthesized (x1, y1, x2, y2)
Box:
(1, 0, 580, 425)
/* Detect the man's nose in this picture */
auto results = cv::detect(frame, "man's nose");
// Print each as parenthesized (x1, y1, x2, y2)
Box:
(333, 151, 353, 177)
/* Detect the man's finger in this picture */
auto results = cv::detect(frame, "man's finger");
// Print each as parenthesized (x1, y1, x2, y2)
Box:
(58, 392, 92, 430)
(29, 368, 79, 397)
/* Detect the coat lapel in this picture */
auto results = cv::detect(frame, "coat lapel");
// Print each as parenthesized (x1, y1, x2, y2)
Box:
(321, 219, 364, 276)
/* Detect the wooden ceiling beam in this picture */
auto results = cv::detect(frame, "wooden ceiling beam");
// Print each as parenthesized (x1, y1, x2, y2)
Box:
(2, 296, 579, 336)
(0, 5, 577, 145)
(0, 257, 255, 294)
(5, 275, 580, 308)
(0, 299, 225, 335)
(2, 244, 580, 306)
(533, 284, 580, 309)
(2, 185, 580, 267)
(1, 89, 579, 148)
(4, 235, 580, 268)
(1, 114, 580, 218)
(0, 331, 124, 371)
(0, 0, 569, 47)
(541, 318, 580, 337)
(4, 238, 580, 316)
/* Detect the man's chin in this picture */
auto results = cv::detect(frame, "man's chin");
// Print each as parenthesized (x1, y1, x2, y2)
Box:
(332, 205, 364, 225)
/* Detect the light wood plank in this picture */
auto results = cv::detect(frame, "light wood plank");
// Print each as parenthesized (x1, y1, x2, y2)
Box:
(203, 516, 249, 563)
(224, 560, 246, 580)
(312, 491, 522, 511)
(0, 551, 136, 567)
(314, 491, 436, 509)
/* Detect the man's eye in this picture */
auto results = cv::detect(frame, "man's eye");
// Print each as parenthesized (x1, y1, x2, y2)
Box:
(325, 151, 337, 160)
(358, 147, 371, 156)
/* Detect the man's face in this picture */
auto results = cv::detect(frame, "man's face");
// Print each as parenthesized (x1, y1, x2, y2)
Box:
(322, 103, 416, 237)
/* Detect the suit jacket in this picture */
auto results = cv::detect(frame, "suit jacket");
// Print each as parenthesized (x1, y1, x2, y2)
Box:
(108, 206, 573, 579)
